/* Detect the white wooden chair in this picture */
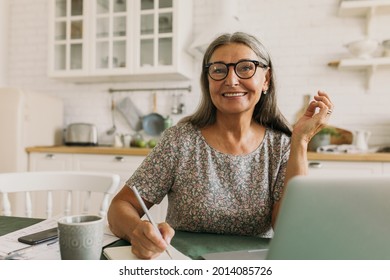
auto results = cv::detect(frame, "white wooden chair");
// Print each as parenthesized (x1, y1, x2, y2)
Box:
(0, 171, 121, 218)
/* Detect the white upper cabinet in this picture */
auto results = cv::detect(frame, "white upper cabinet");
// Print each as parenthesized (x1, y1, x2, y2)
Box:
(48, 0, 193, 82)
(91, 0, 130, 73)
(48, 0, 88, 76)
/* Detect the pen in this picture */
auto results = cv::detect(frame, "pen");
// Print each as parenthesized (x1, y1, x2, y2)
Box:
(130, 185, 173, 259)
(6, 236, 58, 259)
(7, 245, 32, 256)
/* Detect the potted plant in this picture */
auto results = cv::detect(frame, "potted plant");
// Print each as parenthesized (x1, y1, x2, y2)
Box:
(308, 127, 340, 151)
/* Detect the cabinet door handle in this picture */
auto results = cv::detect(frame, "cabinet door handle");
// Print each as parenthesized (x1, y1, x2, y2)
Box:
(114, 156, 125, 162)
(45, 154, 55, 159)
(308, 162, 322, 169)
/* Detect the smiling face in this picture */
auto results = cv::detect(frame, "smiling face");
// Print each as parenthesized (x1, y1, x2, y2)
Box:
(208, 42, 270, 118)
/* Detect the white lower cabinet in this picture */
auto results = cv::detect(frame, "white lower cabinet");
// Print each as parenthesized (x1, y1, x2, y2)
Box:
(308, 160, 383, 176)
(72, 154, 168, 222)
(72, 154, 145, 186)
(29, 152, 145, 182)
(28, 152, 73, 171)
(28, 152, 167, 222)
(383, 163, 390, 175)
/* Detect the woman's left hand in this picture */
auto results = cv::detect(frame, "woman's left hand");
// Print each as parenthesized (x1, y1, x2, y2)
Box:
(293, 90, 334, 144)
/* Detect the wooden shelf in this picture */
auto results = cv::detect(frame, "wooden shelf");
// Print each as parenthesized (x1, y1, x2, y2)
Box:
(339, 0, 390, 35)
(339, 0, 390, 17)
(338, 57, 390, 68)
(328, 57, 390, 69)
(328, 57, 390, 89)
(330, 1, 390, 89)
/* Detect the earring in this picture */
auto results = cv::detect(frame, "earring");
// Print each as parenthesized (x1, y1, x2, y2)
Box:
(262, 90, 267, 95)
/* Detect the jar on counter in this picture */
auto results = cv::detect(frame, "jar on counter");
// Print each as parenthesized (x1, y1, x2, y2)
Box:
(114, 133, 123, 147)
(122, 134, 131, 147)
(164, 115, 173, 130)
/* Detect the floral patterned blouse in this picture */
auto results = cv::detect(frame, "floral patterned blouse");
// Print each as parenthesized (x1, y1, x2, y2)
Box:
(125, 122, 291, 237)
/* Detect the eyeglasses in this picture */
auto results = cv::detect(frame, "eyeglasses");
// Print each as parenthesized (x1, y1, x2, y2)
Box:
(205, 60, 268, 81)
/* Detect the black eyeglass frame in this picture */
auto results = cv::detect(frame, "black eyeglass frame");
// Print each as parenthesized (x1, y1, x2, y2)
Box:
(205, 59, 268, 81)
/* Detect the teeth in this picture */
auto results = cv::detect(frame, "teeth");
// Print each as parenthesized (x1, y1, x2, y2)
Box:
(223, 93, 245, 97)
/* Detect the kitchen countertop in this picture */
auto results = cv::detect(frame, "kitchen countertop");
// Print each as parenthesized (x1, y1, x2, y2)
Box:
(26, 146, 151, 156)
(307, 151, 390, 162)
(26, 146, 390, 162)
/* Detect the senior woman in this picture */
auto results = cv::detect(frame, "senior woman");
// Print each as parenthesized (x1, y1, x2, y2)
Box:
(107, 32, 333, 259)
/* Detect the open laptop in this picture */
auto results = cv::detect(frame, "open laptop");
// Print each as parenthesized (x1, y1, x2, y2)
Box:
(203, 175, 390, 260)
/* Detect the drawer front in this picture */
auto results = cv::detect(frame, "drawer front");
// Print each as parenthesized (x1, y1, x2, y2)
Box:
(29, 153, 73, 171)
(73, 154, 145, 185)
(308, 161, 383, 176)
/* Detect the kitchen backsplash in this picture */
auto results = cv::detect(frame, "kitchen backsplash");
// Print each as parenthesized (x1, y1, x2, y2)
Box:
(61, 84, 198, 145)
(4, 0, 390, 147)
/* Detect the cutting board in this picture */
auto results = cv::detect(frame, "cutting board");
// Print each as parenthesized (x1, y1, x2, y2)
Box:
(330, 126, 353, 145)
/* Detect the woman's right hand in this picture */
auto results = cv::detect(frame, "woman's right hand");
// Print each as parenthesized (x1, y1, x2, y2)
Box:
(130, 220, 175, 259)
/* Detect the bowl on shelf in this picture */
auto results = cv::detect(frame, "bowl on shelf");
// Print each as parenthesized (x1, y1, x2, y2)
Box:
(345, 39, 379, 59)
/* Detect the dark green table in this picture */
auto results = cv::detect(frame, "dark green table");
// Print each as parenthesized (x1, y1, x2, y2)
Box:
(0, 216, 270, 260)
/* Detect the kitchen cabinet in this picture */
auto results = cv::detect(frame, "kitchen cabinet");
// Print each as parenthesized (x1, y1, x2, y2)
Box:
(48, 0, 88, 76)
(28, 152, 137, 188)
(72, 154, 144, 186)
(28, 152, 73, 171)
(308, 160, 383, 176)
(48, 0, 193, 82)
(329, 0, 390, 89)
(28, 151, 168, 222)
(383, 163, 390, 174)
(72, 153, 168, 222)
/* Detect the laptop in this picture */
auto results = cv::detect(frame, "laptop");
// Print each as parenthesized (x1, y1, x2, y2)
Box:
(267, 174, 390, 260)
(203, 175, 390, 260)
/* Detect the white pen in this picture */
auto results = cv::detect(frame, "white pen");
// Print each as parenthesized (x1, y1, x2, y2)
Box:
(4, 238, 58, 260)
(6, 245, 33, 258)
(130, 185, 173, 259)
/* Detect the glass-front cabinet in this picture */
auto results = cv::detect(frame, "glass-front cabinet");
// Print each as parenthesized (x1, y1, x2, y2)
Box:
(93, 0, 128, 71)
(48, 0, 193, 82)
(138, 0, 173, 68)
(49, 0, 87, 75)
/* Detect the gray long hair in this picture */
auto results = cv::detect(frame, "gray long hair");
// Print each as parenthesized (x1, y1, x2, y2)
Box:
(181, 32, 292, 136)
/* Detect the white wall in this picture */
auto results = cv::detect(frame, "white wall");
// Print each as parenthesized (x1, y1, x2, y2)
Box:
(5, 0, 390, 146)
(0, 0, 9, 86)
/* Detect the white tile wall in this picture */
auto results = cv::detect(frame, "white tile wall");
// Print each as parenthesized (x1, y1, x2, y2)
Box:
(4, 0, 390, 146)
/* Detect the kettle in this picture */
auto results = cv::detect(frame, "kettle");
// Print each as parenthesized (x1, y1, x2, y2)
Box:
(353, 130, 371, 151)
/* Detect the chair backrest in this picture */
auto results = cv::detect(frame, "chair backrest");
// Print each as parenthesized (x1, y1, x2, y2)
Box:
(0, 171, 121, 218)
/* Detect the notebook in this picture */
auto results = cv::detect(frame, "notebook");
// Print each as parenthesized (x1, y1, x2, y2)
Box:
(103, 245, 191, 260)
(267, 174, 390, 260)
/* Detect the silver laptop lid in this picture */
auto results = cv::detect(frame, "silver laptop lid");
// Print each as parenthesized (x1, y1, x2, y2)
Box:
(267, 175, 390, 260)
